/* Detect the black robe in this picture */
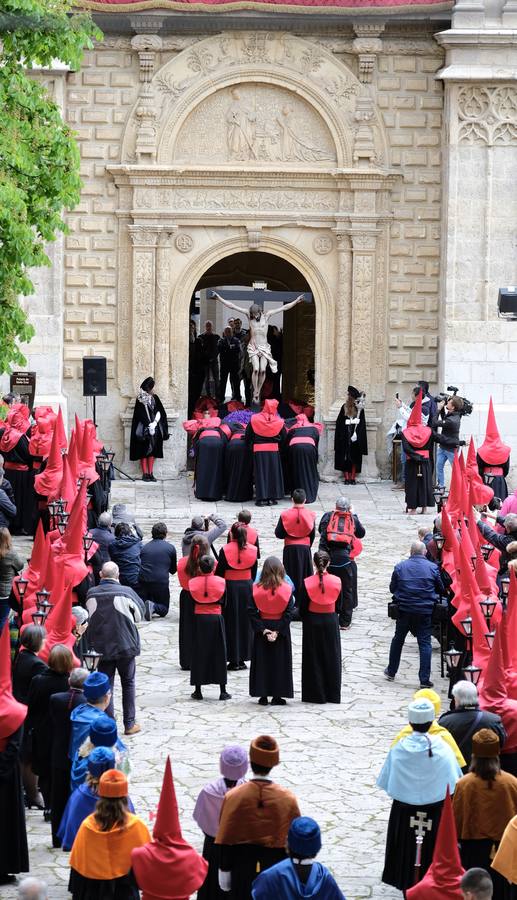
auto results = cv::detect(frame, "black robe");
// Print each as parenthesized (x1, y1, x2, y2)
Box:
(274, 518, 315, 599)
(299, 582, 342, 704)
(223, 426, 253, 503)
(477, 452, 510, 502)
(2, 434, 37, 535)
(190, 604, 228, 688)
(286, 425, 320, 503)
(179, 588, 194, 671)
(194, 428, 227, 501)
(248, 594, 295, 699)
(245, 424, 286, 502)
(318, 512, 365, 627)
(401, 433, 435, 510)
(334, 406, 367, 473)
(382, 798, 443, 892)
(216, 548, 256, 668)
(129, 394, 168, 461)
(0, 725, 29, 876)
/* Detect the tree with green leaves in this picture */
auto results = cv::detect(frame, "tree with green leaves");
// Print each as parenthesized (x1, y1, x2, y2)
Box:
(0, 0, 101, 373)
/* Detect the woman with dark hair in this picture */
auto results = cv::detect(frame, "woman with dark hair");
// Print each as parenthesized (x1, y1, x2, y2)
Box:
(189, 556, 230, 702)
(176, 535, 210, 671)
(299, 551, 342, 704)
(216, 524, 258, 671)
(248, 557, 295, 706)
(129, 377, 169, 482)
(334, 386, 367, 485)
(26, 644, 74, 817)
(453, 728, 517, 896)
(69, 769, 149, 899)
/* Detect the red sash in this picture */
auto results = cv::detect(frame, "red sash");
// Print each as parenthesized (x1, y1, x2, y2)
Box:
(414, 449, 430, 459)
(230, 433, 244, 441)
(199, 430, 221, 439)
(226, 569, 252, 581)
(305, 573, 341, 614)
(253, 581, 291, 621)
(485, 466, 503, 475)
(4, 462, 28, 471)
(254, 444, 278, 453)
(290, 436, 315, 447)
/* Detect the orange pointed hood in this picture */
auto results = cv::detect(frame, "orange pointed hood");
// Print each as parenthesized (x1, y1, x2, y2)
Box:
(478, 397, 511, 466)
(0, 620, 27, 744)
(406, 788, 464, 900)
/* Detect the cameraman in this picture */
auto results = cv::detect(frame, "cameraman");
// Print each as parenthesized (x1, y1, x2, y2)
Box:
(181, 512, 227, 557)
(432, 395, 464, 489)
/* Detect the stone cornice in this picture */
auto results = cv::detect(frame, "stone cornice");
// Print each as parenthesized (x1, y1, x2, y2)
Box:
(107, 164, 400, 183)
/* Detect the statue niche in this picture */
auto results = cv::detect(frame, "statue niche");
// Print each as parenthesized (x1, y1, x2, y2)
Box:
(173, 83, 337, 165)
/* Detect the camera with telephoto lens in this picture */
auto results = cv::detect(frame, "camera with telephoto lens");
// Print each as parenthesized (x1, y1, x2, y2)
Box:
(433, 385, 473, 417)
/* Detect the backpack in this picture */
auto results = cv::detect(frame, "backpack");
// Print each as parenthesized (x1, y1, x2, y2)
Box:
(326, 510, 355, 547)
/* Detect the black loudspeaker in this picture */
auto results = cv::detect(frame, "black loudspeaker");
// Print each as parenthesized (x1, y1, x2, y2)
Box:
(498, 287, 517, 319)
(82, 357, 107, 396)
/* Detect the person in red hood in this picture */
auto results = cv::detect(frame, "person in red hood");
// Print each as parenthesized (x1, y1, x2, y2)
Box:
(286, 414, 323, 503)
(477, 398, 511, 502)
(245, 400, 286, 506)
(0, 404, 35, 535)
(189, 555, 231, 702)
(275, 489, 316, 601)
(132, 757, 208, 900)
(401, 390, 435, 515)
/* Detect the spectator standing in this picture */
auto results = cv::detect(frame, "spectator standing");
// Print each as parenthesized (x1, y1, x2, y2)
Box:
(199, 320, 221, 398)
(85, 562, 144, 736)
(109, 522, 142, 590)
(138, 522, 177, 620)
(17, 878, 49, 899)
(49, 667, 89, 847)
(0, 526, 24, 628)
(384, 541, 444, 688)
(432, 395, 464, 488)
(218, 326, 241, 403)
(461, 869, 494, 899)
(111, 503, 143, 539)
(438, 681, 506, 771)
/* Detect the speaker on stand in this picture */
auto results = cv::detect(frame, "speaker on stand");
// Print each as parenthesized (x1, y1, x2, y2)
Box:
(82, 357, 107, 426)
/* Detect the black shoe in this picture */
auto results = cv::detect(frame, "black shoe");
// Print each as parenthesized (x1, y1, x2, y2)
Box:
(420, 680, 434, 688)
(52, 836, 62, 849)
(142, 473, 150, 482)
(144, 600, 154, 622)
(270, 499, 278, 505)
(44, 808, 51, 822)
(384, 668, 395, 682)
(227, 663, 239, 671)
(0, 875, 17, 886)
(237, 662, 247, 670)
(25, 796, 45, 810)
(191, 689, 203, 700)
(258, 697, 269, 706)
(255, 500, 267, 507)
(149, 474, 157, 482)
(219, 691, 232, 700)
(271, 697, 287, 705)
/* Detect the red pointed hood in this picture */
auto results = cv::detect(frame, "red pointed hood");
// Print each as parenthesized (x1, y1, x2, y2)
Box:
(444, 453, 462, 526)
(0, 404, 30, 453)
(466, 436, 494, 505)
(477, 617, 517, 754)
(67, 430, 79, 481)
(53, 479, 89, 586)
(28, 410, 56, 458)
(38, 580, 79, 666)
(451, 541, 473, 630)
(131, 757, 208, 899)
(403, 391, 431, 449)
(34, 420, 63, 501)
(251, 399, 284, 438)
(59, 453, 78, 510)
(30, 520, 49, 577)
(0, 620, 27, 744)
(406, 788, 464, 900)
(78, 420, 99, 484)
(22, 545, 59, 625)
(507, 571, 517, 673)
(440, 506, 460, 589)
(478, 397, 511, 465)
(55, 406, 67, 451)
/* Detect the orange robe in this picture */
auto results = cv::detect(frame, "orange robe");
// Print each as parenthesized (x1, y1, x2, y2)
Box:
(70, 813, 150, 880)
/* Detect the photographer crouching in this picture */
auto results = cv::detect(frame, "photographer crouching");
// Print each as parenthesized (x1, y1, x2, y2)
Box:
(432, 394, 465, 489)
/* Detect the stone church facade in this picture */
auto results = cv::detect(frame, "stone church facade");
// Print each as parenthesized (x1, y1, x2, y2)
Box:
(18, 0, 517, 479)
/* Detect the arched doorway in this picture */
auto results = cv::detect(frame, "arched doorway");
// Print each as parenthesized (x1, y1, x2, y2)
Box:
(188, 251, 315, 417)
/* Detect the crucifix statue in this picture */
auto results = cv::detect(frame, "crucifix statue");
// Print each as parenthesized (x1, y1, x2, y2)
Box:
(410, 809, 432, 885)
(211, 290, 305, 404)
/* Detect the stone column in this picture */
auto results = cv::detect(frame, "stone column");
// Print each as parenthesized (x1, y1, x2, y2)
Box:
(154, 229, 176, 403)
(350, 230, 378, 391)
(333, 231, 352, 402)
(128, 227, 158, 393)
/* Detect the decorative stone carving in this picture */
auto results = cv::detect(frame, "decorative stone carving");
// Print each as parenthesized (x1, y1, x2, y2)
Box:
(333, 231, 352, 396)
(155, 230, 175, 402)
(131, 33, 163, 162)
(174, 84, 336, 165)
(175, 232, 194, 253)
(247, 226, 262, 250)
(171, 189, 339, 212)
(457, 85, 517, 145)
(352, 23, 385, 84)
(353, 96, 376, 164)
(313, 235, 333, 255)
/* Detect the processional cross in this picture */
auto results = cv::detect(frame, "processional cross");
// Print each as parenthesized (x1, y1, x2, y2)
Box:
(410, 810, 432, 885)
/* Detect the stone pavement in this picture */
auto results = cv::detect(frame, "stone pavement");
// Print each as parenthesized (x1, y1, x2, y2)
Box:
(7, 478, 450, 900)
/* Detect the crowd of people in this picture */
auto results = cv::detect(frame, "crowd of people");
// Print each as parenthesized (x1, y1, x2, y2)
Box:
(3, 383, 517, 898)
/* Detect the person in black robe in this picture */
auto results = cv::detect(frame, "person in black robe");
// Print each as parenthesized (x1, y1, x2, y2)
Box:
(299, 551, 342, 704)
(0, 619, 29, 886)
(274, 489, 315, 605)
(334, 386, 368, 485)
(189, 556, 230, 702)
(0, 404, 36, 535)
(318, 498, 365, 630)
(248, 557, 295, 705)
(216, 524, 258, 671)
(12, 624, 48, 810)
(192, 416, 228, 502)
(223, 422, 253, 502)
(245, 399, 286, 507)
(477, 397, 511, 501)
(402, 390, 435, 515)
(177, 534, 211, 671)
(48, 669, 87, 847)
(226, 510, 260, 558)
(129, 376, 169, 482)
(286, 415, 322, 503)
(188, 321, 205, 418)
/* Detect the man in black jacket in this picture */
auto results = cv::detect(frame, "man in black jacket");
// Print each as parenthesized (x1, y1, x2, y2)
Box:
(89, 511, 116, 583)
(199, 320, 220, 399)
(438, 679, 506, 770)
(138, 522, 177, 620)
(85, 562, 144, 736)
(218, 327, 242, 403)
(432, 395, 464, 488)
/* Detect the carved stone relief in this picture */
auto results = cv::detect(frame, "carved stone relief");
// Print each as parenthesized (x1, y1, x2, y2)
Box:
(175, 232, 194, 252)
(173, 84, 336, 165)
(457, 85, 517, 145)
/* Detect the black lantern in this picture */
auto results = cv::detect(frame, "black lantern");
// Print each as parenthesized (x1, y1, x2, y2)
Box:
(433, 487, 444, 506)
(47, 500, 60, 519)
(485, 631, 496, 650)
(35, 588, 51, 608)
(460, 616, 473, 637)
(57, 520, 68, 536)
(480, 596, 497, 624)
(83, 649, 102, 672)
(463, 663, 482, 685)
(17, 576, 29, 599)
(445, 644, 463, 669)
(56, 498, 68, 513)
(434, 533, 445, 553)
(31, 610, 48, 627)
(105, 450, 115, 463)
(481, 543, 494, 562)
(83, 533, 94, 553)
(500, 574, 511, 609)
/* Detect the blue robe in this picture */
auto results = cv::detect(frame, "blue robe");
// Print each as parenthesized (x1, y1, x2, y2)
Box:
(252, 859, 346, 899)
(58, 783, 135, 851)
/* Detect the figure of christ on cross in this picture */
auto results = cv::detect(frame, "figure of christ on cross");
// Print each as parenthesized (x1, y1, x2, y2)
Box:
(212, 291, 305, 404)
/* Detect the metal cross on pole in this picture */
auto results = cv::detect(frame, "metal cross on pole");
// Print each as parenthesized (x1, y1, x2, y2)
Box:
(410, 810, 432, 885)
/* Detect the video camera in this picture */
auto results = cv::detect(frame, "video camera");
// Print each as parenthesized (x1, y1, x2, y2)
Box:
(434, 385, 473, 417)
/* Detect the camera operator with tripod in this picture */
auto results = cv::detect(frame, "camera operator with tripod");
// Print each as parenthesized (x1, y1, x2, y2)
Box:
(432, 391, 465, 489)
